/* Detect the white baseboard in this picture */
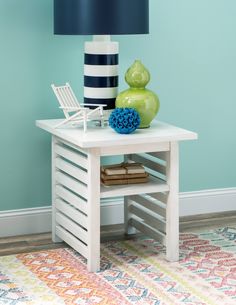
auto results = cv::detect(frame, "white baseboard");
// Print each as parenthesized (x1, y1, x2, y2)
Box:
(180, 187, 236, 216)
(0, 207, 52, 238)
(0, 188, 236, 238)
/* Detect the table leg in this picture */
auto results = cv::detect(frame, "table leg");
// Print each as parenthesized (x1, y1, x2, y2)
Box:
(51, 136, 62, 243)
(87, 148, 101, 272)
(124, 197, 138, 235)
(166, 141, 179, 261)
(124, 154, 137, 235)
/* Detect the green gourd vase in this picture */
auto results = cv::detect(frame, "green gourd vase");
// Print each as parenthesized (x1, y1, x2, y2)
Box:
(115, 60, 160, 128)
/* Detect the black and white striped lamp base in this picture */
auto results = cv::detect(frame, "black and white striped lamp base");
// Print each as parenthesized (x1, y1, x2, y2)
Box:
(84, 36, 118, 110)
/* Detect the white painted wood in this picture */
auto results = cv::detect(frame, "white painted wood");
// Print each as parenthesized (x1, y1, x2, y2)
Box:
(129, 205, 166, 234)
(51, 83, 105, 130)
(123, 154, 137, 235)
(101, 175, 169, 198)
(180, 188, 236, 216)
(140, 152, 166, 166)
(56, 171, 88, 198)
(100, 197, 124, 225)
(36, 120, 198, 149)
(101, 142, 170, 156)
(131, 154, 166, 176)
(56, 185, 87, 215)
(56, 138, 89, 155)
(56, 198, 88, 229)
(56, 212, 88, 244)
(166, 142, 179, 262)
(52, 137, 62, 242)
(55, 144, 88, 169)
(56, 226, 88, 258)
(147, 151, 167, 162)
(124, 197, 137, 235)
(0, 207, 52, 238)
(55, 158, 88, 184)
(87, 148, 101, 272)
(36, 118, 198, 271)
(130, 195, 166, 218)
(101, 187, 236, 224)
(149, 192, 168, 205)
(130, 218, 166, 245)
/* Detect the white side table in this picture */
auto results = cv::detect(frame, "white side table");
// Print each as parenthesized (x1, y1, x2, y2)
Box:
(36, 119, 197, 272)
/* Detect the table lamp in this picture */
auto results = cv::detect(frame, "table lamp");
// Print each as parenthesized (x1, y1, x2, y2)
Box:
(54, 0, 149, 110)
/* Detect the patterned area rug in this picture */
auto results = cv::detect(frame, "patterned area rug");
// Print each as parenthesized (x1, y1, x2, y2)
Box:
(0, 227, 236, 305)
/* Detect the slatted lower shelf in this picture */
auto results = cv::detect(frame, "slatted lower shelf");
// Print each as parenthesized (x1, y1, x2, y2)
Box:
(56, 212, 88, 244)
(130, 218, 166, 246)
(56, 225, 88, 258)
(56, 199, 88, 229)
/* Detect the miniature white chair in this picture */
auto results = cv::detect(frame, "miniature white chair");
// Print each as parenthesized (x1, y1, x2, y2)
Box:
(51, 82, 106, 131)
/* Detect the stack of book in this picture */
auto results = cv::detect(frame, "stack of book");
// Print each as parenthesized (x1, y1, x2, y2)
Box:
(101, 162, 149, 186)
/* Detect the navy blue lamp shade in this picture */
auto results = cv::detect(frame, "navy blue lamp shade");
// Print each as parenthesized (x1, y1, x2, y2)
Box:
(54, 0, 149, 109)
(54, 0, 149, 35)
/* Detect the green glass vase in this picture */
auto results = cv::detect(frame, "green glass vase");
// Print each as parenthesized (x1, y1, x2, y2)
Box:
(115, 60, 160, 128)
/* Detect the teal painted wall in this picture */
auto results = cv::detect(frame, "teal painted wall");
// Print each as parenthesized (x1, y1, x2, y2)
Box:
(0, 0, 235, 211)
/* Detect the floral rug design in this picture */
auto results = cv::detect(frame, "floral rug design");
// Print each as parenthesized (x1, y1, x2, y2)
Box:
(0, 227, 236, 305)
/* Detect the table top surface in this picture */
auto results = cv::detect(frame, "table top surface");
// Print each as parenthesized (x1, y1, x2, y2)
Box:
(36, 119, 198, 148)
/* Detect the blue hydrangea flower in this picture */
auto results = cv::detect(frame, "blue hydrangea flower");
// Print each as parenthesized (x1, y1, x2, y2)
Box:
(108, 108, 141, 134)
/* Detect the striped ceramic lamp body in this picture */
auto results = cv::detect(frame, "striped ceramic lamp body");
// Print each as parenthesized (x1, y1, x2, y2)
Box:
(84, 37, 118, 110)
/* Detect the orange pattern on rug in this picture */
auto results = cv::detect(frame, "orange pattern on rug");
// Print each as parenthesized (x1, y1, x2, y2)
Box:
(19, 249, 129, 305)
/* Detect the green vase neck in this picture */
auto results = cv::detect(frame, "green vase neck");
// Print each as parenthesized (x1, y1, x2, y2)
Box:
(129, 86, 145, 90)
(125, 60, 150, 89)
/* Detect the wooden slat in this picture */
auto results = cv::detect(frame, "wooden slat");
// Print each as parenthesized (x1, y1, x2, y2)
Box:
(130, 195, 166, 218)
(147, 151, 167, 162)
(129, 218, 166, 245)
(56, 226, 88, 258)
(56, 171, 88, 198)
(129, 205, 166, 234)
(56, 138, 88, 156)
(100, 175, 169, 198)
(55, 144, 88, 169)
(131, 154, 166, 175)
(100, 142, 170, 156)
(56, 198, 88, 229)
(149, 192, 168, 205)
(56, 158, 88, 184)
(56, 212, 88, 244)
(56, 185, 87, 214)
